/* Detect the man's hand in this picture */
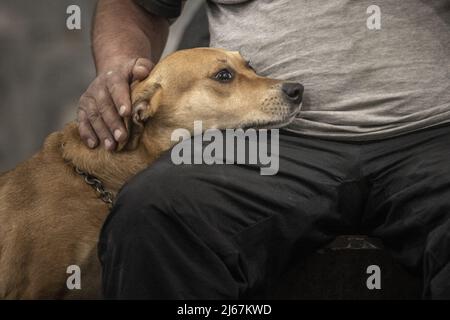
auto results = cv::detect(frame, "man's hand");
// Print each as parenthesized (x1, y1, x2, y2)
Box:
(78, 57, 153, 151)
(78, 0, 169, 150)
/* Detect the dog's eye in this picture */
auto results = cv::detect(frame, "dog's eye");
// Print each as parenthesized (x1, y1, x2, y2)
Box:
(214, 69, 234, 82)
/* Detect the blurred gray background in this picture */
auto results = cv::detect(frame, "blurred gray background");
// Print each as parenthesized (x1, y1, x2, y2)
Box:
(0, 0, 208, 172)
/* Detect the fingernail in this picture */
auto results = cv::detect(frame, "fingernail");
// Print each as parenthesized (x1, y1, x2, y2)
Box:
(136, 65, 148, 72)
(104, 138, 113, 150)
(114, 129, 122, 141)
(87, 139, 96, 148)
(119, 105, 127, 116)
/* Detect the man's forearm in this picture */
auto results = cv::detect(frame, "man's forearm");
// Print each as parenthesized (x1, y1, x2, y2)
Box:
(92, 0, 169, 74)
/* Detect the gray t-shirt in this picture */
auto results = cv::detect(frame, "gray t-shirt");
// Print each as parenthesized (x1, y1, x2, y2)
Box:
(138, 0, 450, 140)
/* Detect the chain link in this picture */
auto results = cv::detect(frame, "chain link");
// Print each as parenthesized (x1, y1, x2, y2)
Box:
(74, 167, 114, 207)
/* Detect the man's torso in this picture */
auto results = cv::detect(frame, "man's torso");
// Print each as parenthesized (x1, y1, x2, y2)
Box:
(206, 0, 450, 140)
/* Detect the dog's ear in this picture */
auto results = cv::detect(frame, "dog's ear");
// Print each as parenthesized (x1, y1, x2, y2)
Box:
(117, 81, 162, 151)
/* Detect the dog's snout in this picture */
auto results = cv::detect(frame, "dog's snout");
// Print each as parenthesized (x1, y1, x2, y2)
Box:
(281, 82, 304, 104)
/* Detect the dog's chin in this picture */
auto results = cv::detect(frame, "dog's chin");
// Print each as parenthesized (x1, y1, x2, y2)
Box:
(242, 116, 295, 130)
(242, 105, 301, 130)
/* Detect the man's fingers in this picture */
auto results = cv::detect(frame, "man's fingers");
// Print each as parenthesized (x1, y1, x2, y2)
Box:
(96, 89, 128, 144)
(131, 58, 153, 82)
(90, 114, 116, 151)
(83, 96, 117, 151)
(77, 109, 98, 149)
(106, 72, 132, 119)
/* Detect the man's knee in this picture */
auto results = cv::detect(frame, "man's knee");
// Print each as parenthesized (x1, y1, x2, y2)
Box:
(99, 160, 191, 262)
(119, 157, 220, 206)
(102, 158, 224, 239)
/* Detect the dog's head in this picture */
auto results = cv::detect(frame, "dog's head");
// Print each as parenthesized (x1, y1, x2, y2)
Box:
(118, 48, 303, 150)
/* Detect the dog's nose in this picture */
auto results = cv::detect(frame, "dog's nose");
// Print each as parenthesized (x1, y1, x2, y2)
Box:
(282, 82, 304, 104)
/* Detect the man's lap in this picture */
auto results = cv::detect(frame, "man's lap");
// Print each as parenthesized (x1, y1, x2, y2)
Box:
(99, 124, 450, 298)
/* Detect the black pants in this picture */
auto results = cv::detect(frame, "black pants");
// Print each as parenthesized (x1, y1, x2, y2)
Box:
(98, 124, 450, 299)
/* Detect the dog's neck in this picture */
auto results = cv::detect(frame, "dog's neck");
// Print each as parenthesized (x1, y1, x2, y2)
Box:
(61, 122, 176, 193)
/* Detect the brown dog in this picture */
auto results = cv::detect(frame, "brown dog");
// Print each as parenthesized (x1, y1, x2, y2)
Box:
(0, 48, 303, 299)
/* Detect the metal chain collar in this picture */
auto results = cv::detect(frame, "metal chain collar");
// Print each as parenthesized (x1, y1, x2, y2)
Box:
(74, 166, 115, 208)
